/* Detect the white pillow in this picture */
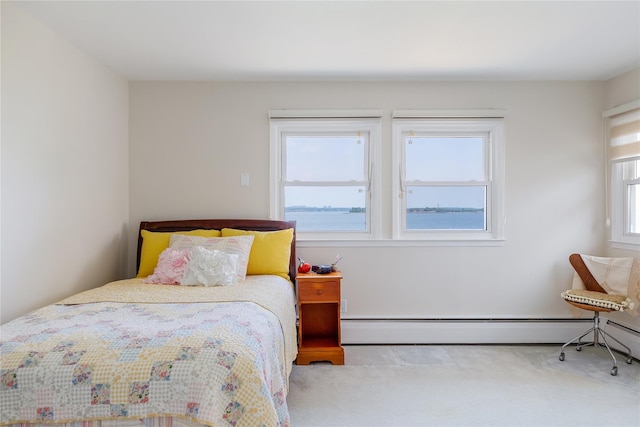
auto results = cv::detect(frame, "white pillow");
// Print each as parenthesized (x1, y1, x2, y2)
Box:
(181, 246, 240, 286)
(169, 234, 254, 282)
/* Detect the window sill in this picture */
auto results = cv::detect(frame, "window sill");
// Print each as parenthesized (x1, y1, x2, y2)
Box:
(297, 239, 505, 248)
(609, 240, 640, 251)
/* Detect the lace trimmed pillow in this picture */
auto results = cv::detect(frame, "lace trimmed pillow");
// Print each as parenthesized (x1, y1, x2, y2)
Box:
(181, 246, 240, 286)
(169, 234, 254, 283)
(561, 289, 633, 312)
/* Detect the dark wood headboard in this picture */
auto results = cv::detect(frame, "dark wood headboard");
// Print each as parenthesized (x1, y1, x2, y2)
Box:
(138, 219, 297, 281)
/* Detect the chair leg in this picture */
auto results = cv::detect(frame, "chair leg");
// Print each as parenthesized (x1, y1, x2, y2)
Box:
(560, 326, 596, 356)
(595, 327, 619, 376)
(559, 312, 633, 376)
(600, 326, 633, 364)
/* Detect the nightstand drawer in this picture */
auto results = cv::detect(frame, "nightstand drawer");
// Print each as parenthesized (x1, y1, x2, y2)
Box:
(298, 281, 339, 302)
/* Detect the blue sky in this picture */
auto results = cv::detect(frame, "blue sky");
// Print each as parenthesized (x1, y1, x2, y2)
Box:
(285, 135, 485, 208)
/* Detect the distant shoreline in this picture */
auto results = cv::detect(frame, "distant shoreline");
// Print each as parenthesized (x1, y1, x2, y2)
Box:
(406, 207, 484, 213)
(285, 207, 484, 213)
(285, 210, 485, 231)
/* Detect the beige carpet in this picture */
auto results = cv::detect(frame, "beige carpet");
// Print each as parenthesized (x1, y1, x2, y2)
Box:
(287, 345, 640, 427)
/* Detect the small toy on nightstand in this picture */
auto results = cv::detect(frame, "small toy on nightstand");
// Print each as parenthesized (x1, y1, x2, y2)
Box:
(311, 254, 343, 274)
(297, 257, 311, 274)
(331, 254, 343, 272)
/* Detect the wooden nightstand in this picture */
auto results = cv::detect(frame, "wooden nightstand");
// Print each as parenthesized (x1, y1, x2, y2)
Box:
(296, 271, 344, 365)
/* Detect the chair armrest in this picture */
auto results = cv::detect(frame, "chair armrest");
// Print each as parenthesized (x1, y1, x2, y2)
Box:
(569, 253, 607, 293)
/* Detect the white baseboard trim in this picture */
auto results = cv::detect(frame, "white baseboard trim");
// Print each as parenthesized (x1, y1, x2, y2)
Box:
(603, 320, 640, 360)
(341, 319, 640, 358)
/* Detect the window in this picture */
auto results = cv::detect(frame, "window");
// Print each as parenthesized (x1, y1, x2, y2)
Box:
(270, 109, 505, 244)
(269, 113, 381, 239)
(607, 102, 640, 249)
(392, 116, 505, 241)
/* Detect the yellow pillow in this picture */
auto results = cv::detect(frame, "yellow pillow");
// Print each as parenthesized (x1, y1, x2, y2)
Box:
(221, 228, 293, 278)
(137, 229, 221, 277)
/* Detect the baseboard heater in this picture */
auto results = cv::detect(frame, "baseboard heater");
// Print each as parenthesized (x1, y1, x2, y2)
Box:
(341, 318, 640, 355)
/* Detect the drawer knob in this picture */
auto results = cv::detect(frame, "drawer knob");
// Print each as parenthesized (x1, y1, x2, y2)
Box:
(316, 289, 323, 295)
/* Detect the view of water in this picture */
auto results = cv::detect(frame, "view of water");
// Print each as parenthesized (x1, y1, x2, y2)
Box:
(285, 211, 485, 231)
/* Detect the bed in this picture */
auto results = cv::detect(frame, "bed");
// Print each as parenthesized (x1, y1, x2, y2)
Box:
(1, 219, 298, 427)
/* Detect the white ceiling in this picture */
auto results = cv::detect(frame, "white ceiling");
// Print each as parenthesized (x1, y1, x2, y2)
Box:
(12, 0, 640, 82)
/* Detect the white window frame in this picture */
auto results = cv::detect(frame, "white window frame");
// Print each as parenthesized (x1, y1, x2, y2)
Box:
(604, 100, 640, 250)
(610, 158, 640, 249)
(269, 113, 382, 240)
(392, 115, 505, 242)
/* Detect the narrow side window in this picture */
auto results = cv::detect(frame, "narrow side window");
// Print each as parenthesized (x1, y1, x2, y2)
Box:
(606, 104, 640, 249)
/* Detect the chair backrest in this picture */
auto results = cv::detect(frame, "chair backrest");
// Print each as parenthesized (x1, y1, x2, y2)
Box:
(569, 253, 607, 293)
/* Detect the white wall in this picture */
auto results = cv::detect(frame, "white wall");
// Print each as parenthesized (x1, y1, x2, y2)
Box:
(4, 0, 636, 346)
(604, 68, 640, 113)
(0, 2, 130, 324)
(129, 80, 612, 341)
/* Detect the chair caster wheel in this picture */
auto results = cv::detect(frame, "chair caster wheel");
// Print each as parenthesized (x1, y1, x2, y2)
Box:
(626, 357, 632, 364)
(559, 353, 565, 361)
(611, 367, 618, 376)
(576, 346, 582, 352)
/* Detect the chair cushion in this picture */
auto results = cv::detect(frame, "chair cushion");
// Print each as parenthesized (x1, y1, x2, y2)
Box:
(561, 289, 632, 312)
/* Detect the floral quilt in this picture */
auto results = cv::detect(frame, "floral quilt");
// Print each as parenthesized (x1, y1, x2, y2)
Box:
(0, 276, 297, 427)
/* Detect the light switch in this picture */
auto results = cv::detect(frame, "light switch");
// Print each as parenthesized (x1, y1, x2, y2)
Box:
(240, 173, 250, 187)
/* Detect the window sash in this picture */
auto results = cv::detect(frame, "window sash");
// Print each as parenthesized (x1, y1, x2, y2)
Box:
(623, 177, 639, 236)
(283, 185, 369, 233)
(392, 118, 503, 240)
(402, 132, 488, 182)
(283, 131, 368, 182)
(280, 130, 371, 232)
(270, 117, 380, 239)
(610, 158, 640, 247)
(403, 184, 489, 231)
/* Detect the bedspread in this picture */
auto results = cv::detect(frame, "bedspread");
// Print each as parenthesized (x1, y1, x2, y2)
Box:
(0, 276, 297, 427)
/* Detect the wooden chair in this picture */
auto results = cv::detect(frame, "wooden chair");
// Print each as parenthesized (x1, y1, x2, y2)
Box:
(559, 254, 633, 376)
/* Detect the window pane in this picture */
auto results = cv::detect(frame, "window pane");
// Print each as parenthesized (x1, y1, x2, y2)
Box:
(621, 159, 639, 180)
(285, 135, 365, 181)
(405, 136, 484, 181)
(628, 183, 639, 234)
(284, 186, 366, 231)
(405, 186, 486, 230)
